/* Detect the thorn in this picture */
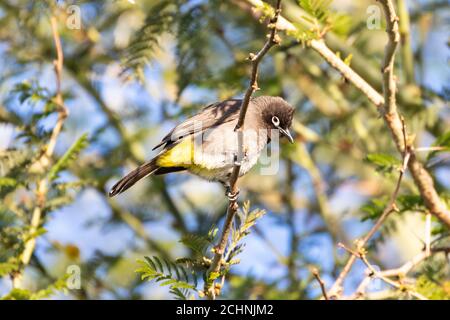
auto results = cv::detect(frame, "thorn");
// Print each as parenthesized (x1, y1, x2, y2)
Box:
(273, 34, 281, 44)
(251, 83, 260, 91)
(392, 203, 400, 212)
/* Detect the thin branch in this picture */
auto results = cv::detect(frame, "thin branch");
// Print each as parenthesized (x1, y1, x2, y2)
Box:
(379, 247, 450, 278)
(13, 15, 68, 288)
(347, 216, 449, 299)
(311, 267, 329, 300)
(203, 0, 282, 300)
(348, 246, 450, 299)
(397, 0, 415, 84)
(339, 243, 428, 300)
(425, 212, 431, 256)
(380, 0, 401, 116)
(327, 117, 411, 298)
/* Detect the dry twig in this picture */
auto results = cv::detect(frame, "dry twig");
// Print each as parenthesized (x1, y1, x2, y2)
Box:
(311, 268, 329, 300)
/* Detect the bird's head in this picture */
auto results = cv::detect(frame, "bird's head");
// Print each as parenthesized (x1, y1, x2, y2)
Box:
(257, 96, 295, 143)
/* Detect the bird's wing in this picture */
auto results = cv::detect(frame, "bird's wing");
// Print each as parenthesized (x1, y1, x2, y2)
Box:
(152, 99, 242, 150)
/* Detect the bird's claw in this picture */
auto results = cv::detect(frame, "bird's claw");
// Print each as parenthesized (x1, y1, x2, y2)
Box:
(226, 188, 240, 202)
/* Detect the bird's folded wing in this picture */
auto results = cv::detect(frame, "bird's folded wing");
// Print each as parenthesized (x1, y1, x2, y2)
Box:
(152, 99, 242, 150)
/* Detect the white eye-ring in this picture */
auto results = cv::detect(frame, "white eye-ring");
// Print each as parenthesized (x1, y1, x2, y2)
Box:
(272, 116, 280, 127)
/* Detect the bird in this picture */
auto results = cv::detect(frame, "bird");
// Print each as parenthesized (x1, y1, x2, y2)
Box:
(109, 96, 295, 199)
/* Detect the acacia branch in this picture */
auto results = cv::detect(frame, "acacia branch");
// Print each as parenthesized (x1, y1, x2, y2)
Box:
(13, 15, 68, 288)
(311, 268, 329, 300)
(327, 117, 411, 298)
(242, 0, 450, 228)
(203, 0, 282, 300)
(339, 243, 428, 300)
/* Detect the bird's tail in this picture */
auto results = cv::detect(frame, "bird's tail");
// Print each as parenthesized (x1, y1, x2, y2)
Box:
(109, 159, 158, 197)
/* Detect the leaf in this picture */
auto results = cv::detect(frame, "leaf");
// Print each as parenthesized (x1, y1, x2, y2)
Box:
(397, 195, 424, 212)
(365, 153, 401, 173)
(0, 261, 18, 277)
(427, 131, 450, 161)
(360, 198, 386, 221)
(208, 271, 220, 281)
(136, 256, 197, 299)
(416, 275, 450, 300)
(48, 133, 89, 181)
(122, 0, 180, 81)
(180, 233, 212, 255)
(0, 149, 32, 177)
(1, 288, 32, 300)
(0, 177, 17, 187)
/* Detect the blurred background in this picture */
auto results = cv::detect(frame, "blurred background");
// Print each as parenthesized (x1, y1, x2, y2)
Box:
(0, 0, 449, 299)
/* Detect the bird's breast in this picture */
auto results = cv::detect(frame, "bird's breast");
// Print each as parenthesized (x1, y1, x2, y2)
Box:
(157, 124, 269, 182)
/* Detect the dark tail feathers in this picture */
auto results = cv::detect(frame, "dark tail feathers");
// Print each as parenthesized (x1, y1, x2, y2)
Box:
(109, 160, 158, 197)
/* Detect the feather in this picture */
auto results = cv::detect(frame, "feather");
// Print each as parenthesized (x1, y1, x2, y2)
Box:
(109, 160, 158, 197)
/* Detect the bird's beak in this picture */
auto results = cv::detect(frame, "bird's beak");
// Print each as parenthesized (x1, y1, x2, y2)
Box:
(279, 127, 294, 144)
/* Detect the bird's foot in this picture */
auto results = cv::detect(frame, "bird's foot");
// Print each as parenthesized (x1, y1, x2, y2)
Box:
(226, 187, 240, 202)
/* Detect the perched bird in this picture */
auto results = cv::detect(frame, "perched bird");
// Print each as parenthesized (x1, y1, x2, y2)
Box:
(109, 96, 295, 198)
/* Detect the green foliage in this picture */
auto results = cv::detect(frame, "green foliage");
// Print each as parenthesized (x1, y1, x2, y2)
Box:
(416, 275, 450, 300)
(122, 0, 181, 81)
(0, 259, 19, 277)
(295, 0, 352, 43)
(136, 256, 197, 300)
(136, 202, 265, 299)
(397, 195, 424, 213)
(365, 153, 402, 174)
(361, 194, 425, 221)
(427, 131, 450, 161)
(361, 198, 386, 221)
(175, 4, 211, 99)
(48, 133, 89, 181)
(299, 0, 333, 23)
(0, 149, 33, 177)
(180, 228, 216, 256)
(1, 278, 68, 300)
(228, 202, 266, 268)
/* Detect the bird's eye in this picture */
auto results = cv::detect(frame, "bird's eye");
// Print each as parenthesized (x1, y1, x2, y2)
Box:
(271, 116, 280, 127)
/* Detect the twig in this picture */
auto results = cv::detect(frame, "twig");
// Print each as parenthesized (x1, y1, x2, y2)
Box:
(425, 212, 431, 256)
(311, 268, 329, 300)
(242, 0, 450, 229)
(203, 0, 282, 300)
(415, 146, 448, 153)
(397, 0, 415, 84)
(339, 243, 428, 300)
(353, 243, 450, 298)
(13, 15, 68, 288)
(377, 0, 450, 227)
(327, 117, 411, 298)
(348, 244, 450, 298)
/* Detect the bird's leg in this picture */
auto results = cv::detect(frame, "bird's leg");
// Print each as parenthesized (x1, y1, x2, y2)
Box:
(220, 180, 240, 202)
(226, 187, 240, 202)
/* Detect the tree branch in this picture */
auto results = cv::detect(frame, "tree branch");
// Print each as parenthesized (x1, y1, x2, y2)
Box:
(326, 117, 411, 298)
(311, 267, 329, 300)
(339, 243, 428, 300)
(203, 0, 282, 300)
(13, 15, 68, 288)
(242, 0, 450, 228)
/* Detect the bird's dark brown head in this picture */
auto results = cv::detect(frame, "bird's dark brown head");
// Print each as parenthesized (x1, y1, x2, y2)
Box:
(255, 96, 295, 143)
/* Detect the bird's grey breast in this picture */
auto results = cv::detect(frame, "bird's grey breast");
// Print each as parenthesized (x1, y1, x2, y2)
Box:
(190, 119, 268, 181)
